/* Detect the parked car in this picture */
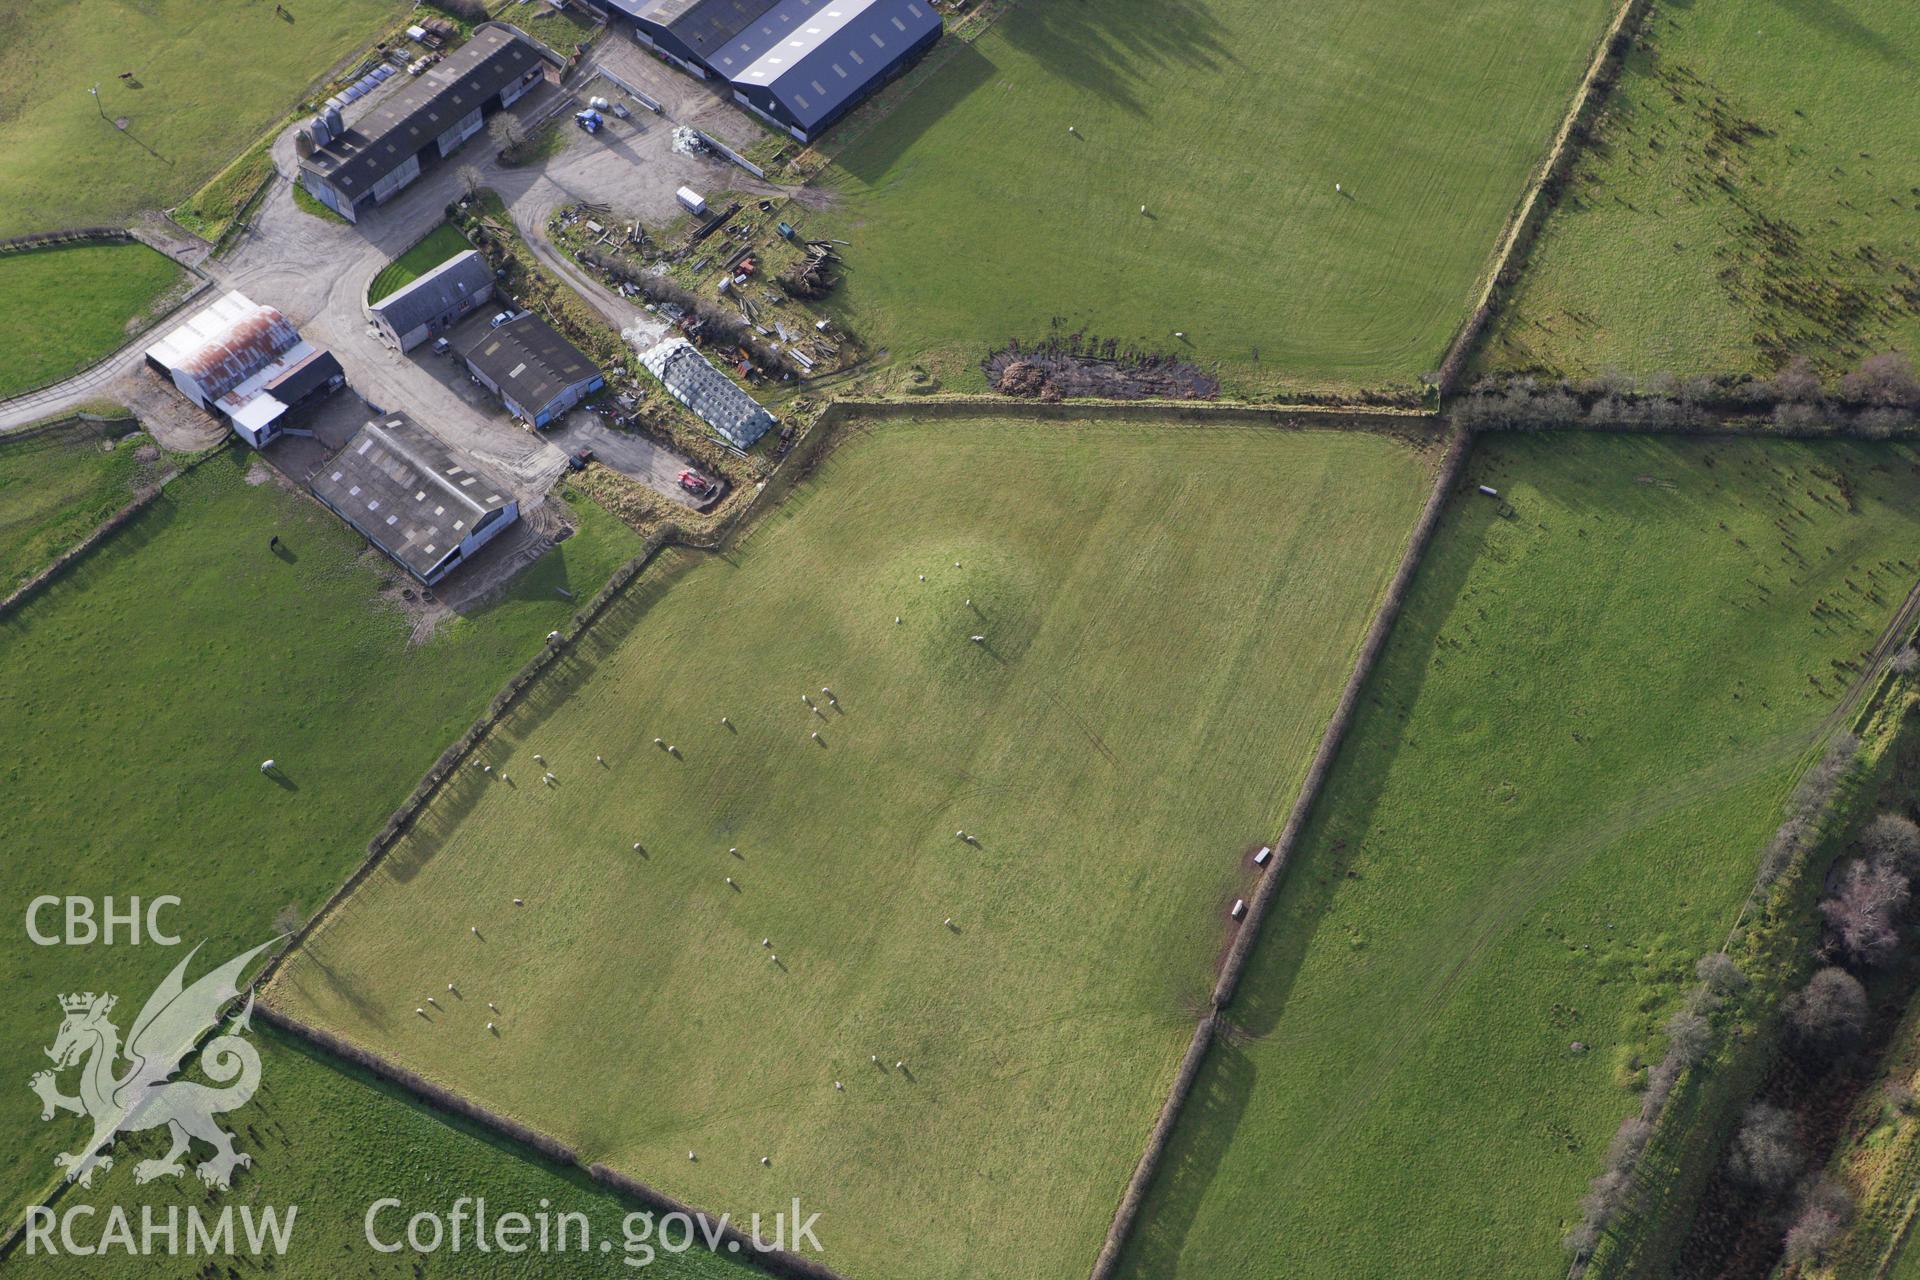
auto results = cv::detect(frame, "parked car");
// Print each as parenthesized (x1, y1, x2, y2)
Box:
(430, 337, 451, 355)
(489, 311, 512, 329)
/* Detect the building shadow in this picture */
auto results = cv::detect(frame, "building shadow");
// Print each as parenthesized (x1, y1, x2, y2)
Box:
(990, 0, 1236, 118)
(832, 41, 998, 184)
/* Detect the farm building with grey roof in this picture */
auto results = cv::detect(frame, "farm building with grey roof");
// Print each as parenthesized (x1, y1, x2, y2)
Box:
(309, 413, 520, 585)
(369, 249, 495, 351)
(461, 313, 605, 428)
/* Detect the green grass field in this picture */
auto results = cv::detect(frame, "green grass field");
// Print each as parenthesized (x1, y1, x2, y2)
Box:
(810, 0, 1614, 395)
(0, 244, 185, 395)
(368, 225, 476, 303)
(1118, 432, 1920, 1278)
(0, 421, 159, 592)
(1, 452, 638, 1225)
(0, 0, 406, 236)
(8, 1026, 763, 1277)
(265, 418, 1438, 1280)
(1478, 0, 1920, 380)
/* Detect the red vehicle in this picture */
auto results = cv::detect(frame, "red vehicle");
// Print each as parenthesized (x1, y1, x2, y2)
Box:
(679, 469, 719, 500)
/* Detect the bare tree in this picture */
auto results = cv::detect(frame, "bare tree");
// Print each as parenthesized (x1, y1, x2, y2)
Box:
(1769, 355, 1825, 402)
(1858, 407, 1916, 439)
(1664, 1008, 1715, 1065)
(1786, 967, 1869, 1045)
(457, 164, 484, 199)
(1864, 813, 1920, 877)
(1821, 858, 1909, 967)
(488, 112, 524, 152)
(1782, 1176, 1854, 1265)
(1696, 952, 1748, 996)
(1891, 647, 1920, 678)
(1839, 351, 1920, 408)
(1729, 1103, 1802, 1189)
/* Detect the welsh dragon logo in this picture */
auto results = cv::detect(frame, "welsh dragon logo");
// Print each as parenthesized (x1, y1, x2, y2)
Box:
(30, 940, 274, 1190)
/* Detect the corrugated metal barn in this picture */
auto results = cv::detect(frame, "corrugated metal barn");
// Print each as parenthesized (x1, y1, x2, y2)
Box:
(618, 0, 940, 139)
(143, 290, 344, 448)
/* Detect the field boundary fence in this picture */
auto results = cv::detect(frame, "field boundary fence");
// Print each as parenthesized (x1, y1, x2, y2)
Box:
(0, 275, 214, 413)
(0, 431, 230, 621)
(251, 521, 686, 992)
(815, 394, 1436, 430)
(1086, 424, 1474, 1280)
(251, 1007, 848, 1279)
(1211, 423, 1471, 1007)
(0, 227, 132, 254)
(1433, 0, 1654, 397)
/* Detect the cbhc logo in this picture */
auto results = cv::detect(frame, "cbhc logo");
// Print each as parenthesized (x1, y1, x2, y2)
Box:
(26, 896, 182, 946)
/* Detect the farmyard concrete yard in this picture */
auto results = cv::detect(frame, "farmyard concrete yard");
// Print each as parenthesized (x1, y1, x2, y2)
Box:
(264, 417, 1438, 1279)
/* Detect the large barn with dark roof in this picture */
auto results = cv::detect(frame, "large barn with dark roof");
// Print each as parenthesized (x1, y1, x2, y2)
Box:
(310, 413, 520, 585)
(460, 313, 605, 428)
(298, 28, 549, 223)
(618, 0, 940, 140)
